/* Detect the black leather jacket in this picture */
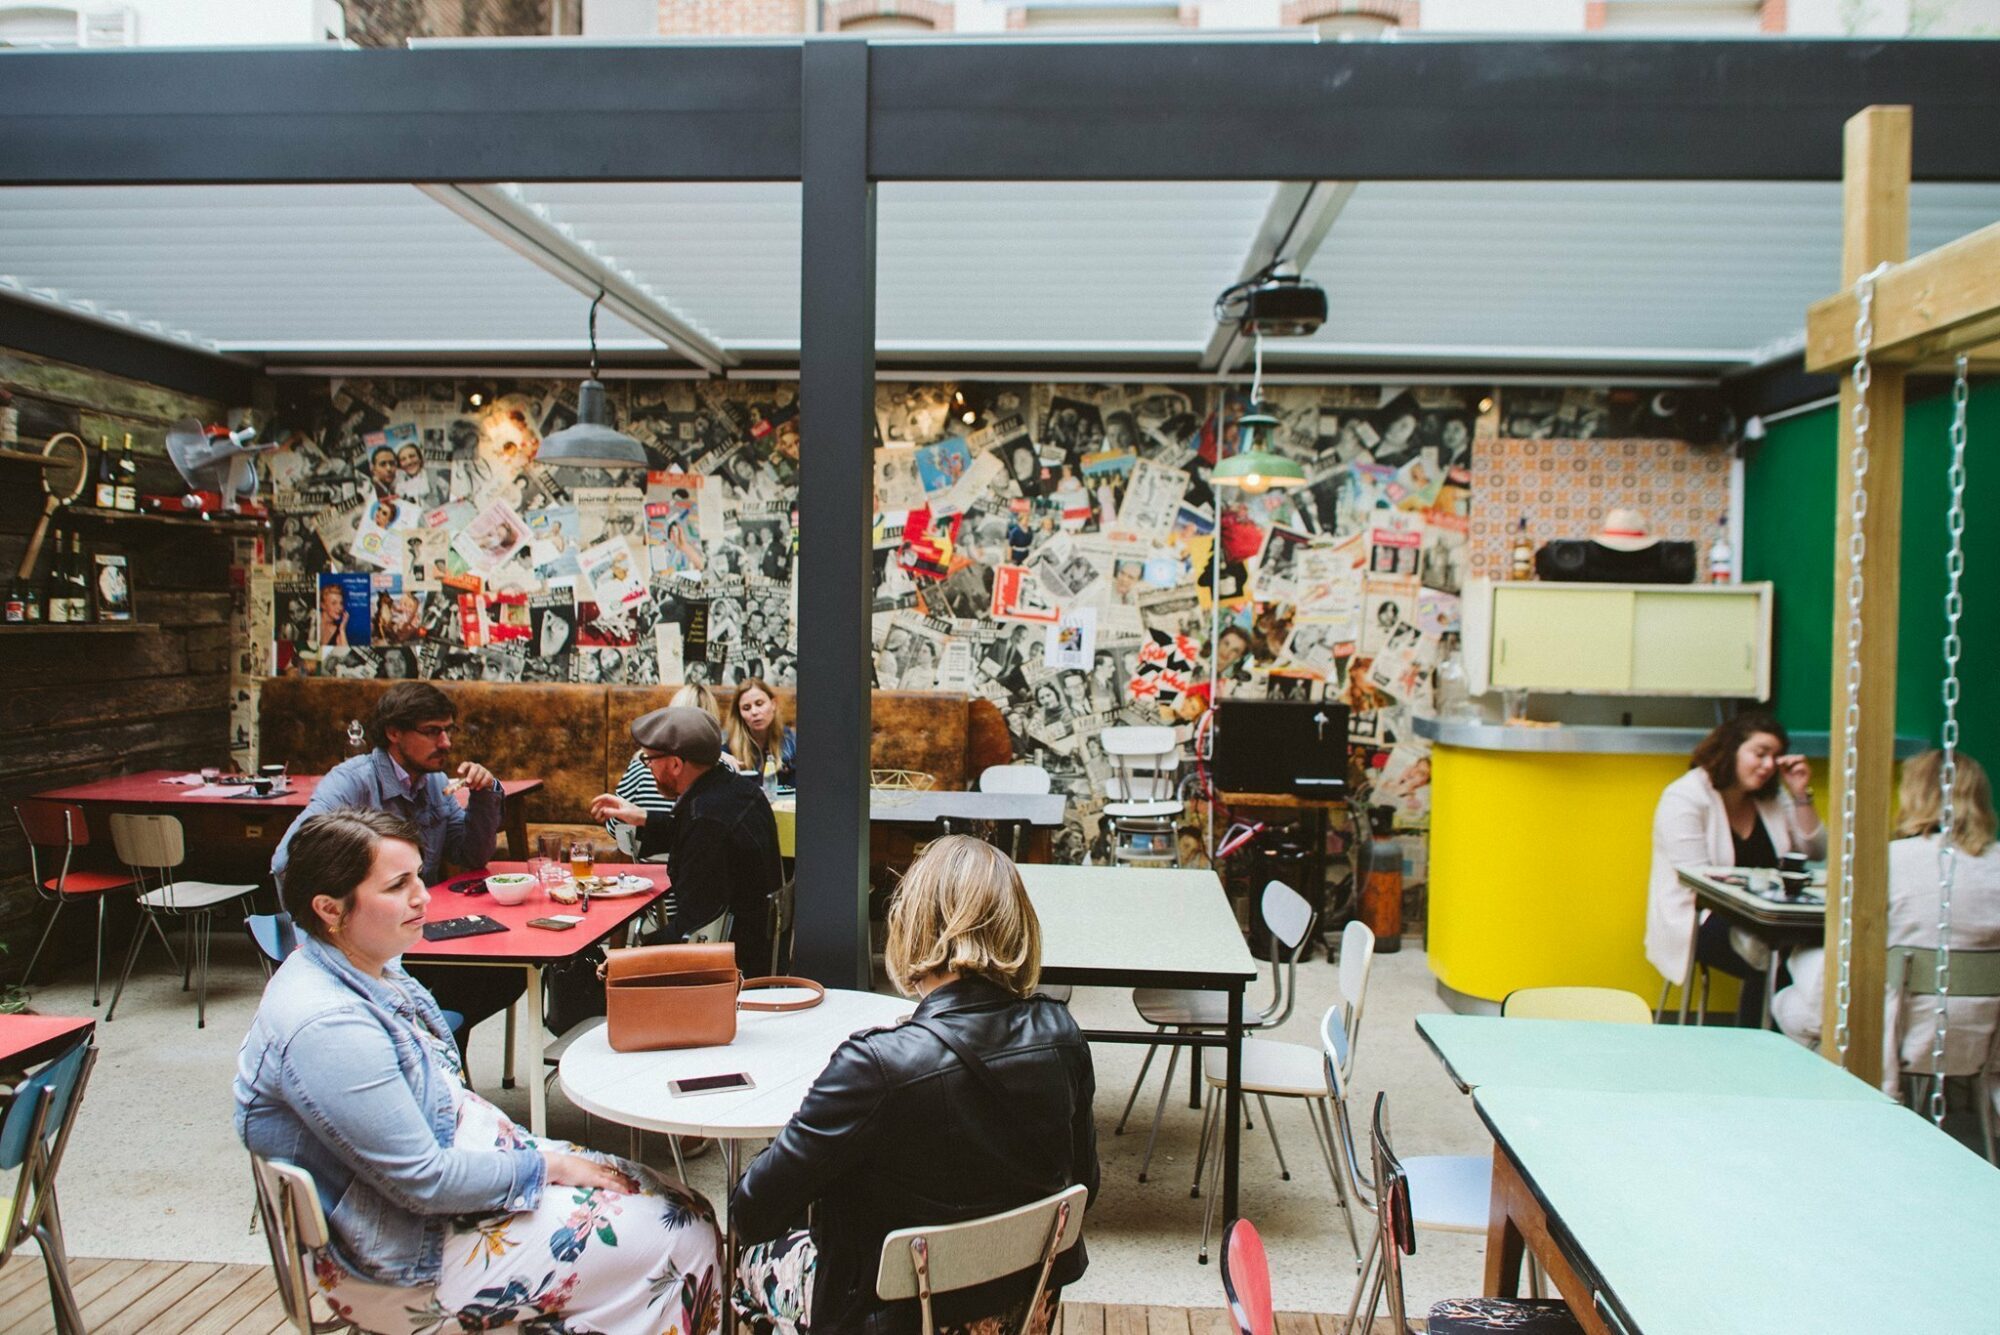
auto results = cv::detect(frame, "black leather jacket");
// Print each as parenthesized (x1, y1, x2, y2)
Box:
(732, 975, 1099, 1335)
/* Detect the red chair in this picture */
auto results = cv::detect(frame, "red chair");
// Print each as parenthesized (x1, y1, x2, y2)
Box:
(1220, 1219, 1275, 1335)
(12, 801, 133, 1006)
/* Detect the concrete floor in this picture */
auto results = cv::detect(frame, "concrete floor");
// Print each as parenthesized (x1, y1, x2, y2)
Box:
(29, 929, 1486, 1318)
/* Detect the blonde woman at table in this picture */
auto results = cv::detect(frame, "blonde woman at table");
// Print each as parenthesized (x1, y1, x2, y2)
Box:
(726, 678, 796, 786)
(1773, 751, 2000, 1100)
(237, 809, 723, 1335)
(731, 836, 1099, 1335)
(1645, 713, 1825, 1027)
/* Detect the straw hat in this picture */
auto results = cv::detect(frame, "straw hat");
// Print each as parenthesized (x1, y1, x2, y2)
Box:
(1594, 507, 1659, 552)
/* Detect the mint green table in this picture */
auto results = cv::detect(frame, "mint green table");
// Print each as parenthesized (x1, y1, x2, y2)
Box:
(1416, 1014, 1889, 1102)
(1476, 1086, 2000, 1334)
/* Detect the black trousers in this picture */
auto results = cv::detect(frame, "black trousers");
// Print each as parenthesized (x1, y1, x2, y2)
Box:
(1694, 912, 1790, 1028)
(407, 962, 528, 1063)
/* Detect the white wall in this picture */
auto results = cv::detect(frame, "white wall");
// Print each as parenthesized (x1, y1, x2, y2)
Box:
(25, 0, 344, 45)
(1417, 0, 1589, 31)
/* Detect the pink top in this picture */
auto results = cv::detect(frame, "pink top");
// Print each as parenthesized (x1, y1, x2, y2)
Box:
(405, 861, 668, 964)
(0, 1014, 94, 1072)
(35, 770, 543, 809)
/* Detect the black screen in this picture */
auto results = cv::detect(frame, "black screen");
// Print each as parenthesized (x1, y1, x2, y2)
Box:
(1211, 699, 1350, 796)
(675, 1072, 751, 1093)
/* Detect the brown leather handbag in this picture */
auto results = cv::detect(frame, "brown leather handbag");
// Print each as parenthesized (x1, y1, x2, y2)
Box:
(604, 943, 824, 1052)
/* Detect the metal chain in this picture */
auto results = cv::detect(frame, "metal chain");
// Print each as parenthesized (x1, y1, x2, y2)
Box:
(1929, 355, 1970, 1125)
(1835, 262, 1889, 1061)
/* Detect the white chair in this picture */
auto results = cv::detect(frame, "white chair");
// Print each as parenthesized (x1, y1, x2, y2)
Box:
(105, 813, 258, 1028)
(979, 764, 1053, 794)
(874, 1185, 1087, 1335)
(1889, 945, 2000, 1164)
(1323, 1006, 1490, 1331)
(1114, 881, 1316, 1182)
(1100, 727, 1183, 867)
(249, 1155, 363, 1334)
(1186, 923, 1377, 1266)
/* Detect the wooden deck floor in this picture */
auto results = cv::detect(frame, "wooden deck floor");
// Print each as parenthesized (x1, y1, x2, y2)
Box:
(0, 1253, 1408, 1335)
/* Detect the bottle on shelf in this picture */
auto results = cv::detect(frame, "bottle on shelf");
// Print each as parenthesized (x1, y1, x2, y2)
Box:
(66, 532, 93, 623)
(1509, 516, 1534, 580)
(116, 433, 139, 511)
(93, 435, 118, 509)
(1708, 514, 1733, 584)
(4, 579, 24, 624)
(44, 528, 71, 624)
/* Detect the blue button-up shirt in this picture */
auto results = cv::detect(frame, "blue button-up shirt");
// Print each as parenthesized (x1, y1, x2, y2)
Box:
(271, 749, 505, 886)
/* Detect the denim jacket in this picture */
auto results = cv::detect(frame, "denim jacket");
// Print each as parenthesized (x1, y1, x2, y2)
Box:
(234, 937, 544, 1286)
(271, 749, 505, 886)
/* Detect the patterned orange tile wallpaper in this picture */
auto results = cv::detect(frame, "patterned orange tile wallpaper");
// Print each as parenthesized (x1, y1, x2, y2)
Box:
(1469, 436, 1734, 580)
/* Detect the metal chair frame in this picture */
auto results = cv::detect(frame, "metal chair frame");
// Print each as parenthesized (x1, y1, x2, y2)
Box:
(1101, 727, 1183, 867)
(874, 1185, 1086, 1335)
(13, 801, 130, 1007)
(249, 1155, 369, 1334)
(105, 813, 256, 1029)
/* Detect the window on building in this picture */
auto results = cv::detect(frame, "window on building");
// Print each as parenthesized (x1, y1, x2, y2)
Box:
(1312, 13, 1396, 37)
(1596, 1, 1761, 33)
(839, 14, 936, 29)
(1022, 5, 1181, 27)
(0, 5, 81, 45)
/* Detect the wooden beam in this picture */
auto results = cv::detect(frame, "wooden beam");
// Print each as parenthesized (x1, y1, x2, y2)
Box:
(1820, 105, 1907, 1088)
(1803, 217, 2000, 372)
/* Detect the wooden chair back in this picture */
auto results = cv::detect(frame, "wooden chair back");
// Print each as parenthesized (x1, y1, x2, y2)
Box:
(249, 1154, 350, 1334)
(108, 812, 185, 872)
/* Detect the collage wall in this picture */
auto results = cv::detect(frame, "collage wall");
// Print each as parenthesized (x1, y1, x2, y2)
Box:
(238, 376, 1728, 902)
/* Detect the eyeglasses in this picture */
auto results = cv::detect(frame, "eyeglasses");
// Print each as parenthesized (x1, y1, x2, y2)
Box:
(406, 724, 453, 741)
(639, 751, 674, 764)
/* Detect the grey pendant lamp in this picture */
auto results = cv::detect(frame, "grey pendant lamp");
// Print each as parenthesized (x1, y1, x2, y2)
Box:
(538, 291, 649, 470)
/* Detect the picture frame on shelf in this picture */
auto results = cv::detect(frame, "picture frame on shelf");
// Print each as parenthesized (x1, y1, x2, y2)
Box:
(92, 551, 133, 622)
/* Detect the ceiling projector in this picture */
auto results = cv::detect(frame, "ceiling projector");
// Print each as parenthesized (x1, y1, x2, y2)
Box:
(1214, 261, 1327, 337)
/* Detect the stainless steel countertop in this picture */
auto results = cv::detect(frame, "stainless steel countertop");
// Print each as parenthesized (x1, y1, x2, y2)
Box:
(1415, 716, 1928, 757)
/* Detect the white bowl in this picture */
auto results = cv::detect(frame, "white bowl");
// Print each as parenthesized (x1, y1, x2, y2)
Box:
(484, 873, 537, 906)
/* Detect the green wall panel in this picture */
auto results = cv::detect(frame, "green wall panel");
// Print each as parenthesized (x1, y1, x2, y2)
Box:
(1743, 380, 2000, 770)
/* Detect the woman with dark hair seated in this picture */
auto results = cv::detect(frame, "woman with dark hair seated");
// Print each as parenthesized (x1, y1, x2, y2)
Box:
(731, 835, 1098, 1335)
(1645, 712, 1825, 1026)
(236, 808, 723, 1334)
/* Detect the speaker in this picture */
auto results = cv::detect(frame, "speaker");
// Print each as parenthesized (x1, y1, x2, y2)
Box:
(1534, 540, 1696, 584)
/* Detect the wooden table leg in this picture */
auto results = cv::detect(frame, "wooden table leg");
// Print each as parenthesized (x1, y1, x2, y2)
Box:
(1484, 1145, 1616, 1335)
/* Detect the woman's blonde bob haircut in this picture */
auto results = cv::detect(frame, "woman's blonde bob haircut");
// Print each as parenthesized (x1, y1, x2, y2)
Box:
(1897, 749, 1996, 858)
(884, 835, 1042, 998)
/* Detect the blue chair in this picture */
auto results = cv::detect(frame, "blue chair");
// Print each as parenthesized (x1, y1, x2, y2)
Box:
(245, 914, 468, 1039)
(1, 1037, 98, 1335)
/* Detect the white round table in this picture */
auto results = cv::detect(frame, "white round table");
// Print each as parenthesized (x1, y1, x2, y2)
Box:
(559, 987, 914, 1140)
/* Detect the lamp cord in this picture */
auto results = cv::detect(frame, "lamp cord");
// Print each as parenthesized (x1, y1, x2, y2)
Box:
(587, 289, 605, 381)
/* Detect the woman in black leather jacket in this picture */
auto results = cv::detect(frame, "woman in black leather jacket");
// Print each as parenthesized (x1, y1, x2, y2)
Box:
(732, 836, 1098, 1335)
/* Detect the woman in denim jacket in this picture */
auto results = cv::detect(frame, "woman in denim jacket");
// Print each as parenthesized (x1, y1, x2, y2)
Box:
(236, 807, 723, 1334)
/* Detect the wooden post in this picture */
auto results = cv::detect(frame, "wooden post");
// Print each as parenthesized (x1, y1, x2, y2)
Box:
(1820, 105, 1908, 1087)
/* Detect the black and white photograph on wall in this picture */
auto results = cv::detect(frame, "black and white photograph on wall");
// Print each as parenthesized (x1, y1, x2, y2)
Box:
(530, 592, 578, 660)
(1039, 394, 1105, 460)
(1500, 386, 1610, 440)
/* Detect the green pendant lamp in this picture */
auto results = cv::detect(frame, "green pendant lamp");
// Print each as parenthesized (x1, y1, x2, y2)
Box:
(1212, 330, 1304, 494)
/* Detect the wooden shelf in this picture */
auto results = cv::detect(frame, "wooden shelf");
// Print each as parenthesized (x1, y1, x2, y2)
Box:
(65, 505, 266, 533)
(0, 622, 148, 635)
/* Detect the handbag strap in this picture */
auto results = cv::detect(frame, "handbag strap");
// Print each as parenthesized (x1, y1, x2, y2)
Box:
(908, 1017, 1055, 1171)
(738, 976, 826, 1012)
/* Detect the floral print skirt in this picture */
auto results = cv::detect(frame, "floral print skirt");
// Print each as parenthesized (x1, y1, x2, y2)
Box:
(315, 1089, 723, 1335)
(733, 1230, 1057, 1335)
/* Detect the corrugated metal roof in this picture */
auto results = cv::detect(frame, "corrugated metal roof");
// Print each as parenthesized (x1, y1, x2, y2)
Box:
(3, 178, 1995, 371)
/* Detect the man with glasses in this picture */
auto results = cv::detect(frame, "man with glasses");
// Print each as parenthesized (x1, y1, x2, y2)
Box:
(590, 706, 782, 970)
(271, 681, 524, 1056)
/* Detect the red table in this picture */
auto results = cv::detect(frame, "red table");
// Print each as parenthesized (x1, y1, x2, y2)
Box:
(0, 1014, 94, 1076)
(407, 861, 668, 1135)
(33, 770, 545, 882)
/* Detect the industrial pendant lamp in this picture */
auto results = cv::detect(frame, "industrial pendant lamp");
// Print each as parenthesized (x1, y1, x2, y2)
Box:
(1211, 332, 1304, 494)
(537, 291, 649, 470)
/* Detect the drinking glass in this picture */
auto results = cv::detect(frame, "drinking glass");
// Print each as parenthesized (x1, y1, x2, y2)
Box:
(569, 840, 595, 884)
(200, 766, 222, 784)
(535, 833, 569, 889)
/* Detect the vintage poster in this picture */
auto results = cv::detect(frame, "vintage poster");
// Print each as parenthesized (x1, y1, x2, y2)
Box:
(991, 564, 1060, 625)
(1114, 457, 1188, 541)
(1045, 606, 1097, 671)
(315, 571, 372, 648)
(578, 536, 648, 610)
(452, 500, 532, 575)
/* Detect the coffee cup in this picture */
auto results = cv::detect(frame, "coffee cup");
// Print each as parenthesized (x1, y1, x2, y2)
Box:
(248, 777, 275, 796)
(1778, 851, 1811, 899)
(260, 763, 289, 792)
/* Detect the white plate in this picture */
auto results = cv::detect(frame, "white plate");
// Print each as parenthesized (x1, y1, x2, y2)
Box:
(589, 874, 657, 899)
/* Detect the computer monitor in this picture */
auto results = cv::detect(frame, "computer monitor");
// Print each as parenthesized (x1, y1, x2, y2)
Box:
(1211, 699, 1350, 798)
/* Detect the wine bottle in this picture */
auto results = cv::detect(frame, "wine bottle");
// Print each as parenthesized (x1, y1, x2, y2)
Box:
(1708, 514, 1733, 584)
(1509, 516, 1534, 581)
(22, 581, 42, 623)
(4, 579, 24, 624)
(93, 435, 118, 509)
(45, 528, 70, 624)
(68, 533, 91, 623)
(116, 433, 139, 511)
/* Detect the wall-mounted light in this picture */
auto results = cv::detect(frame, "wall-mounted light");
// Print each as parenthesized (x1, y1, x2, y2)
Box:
(952, 388, 976, 426)
(462, 385, 494, 412)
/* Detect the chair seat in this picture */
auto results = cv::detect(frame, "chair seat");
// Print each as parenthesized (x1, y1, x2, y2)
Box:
(1401, 1154, 1494, 1233)
(1104, 800, 1184, 820)
(1202, 1037, 1328, 1097)
(46, 870, 133, 895)
(138, 881, 258, 911)
(543, 1016, 607, 1065)
(442, 1009, 466, 1037)
(1427, 1298, 1585, 1334)
(1134, 987, 1232, 1027)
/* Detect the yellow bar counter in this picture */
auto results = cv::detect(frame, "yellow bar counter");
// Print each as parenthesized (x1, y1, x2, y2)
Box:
(1415, 720, 1894, 1012)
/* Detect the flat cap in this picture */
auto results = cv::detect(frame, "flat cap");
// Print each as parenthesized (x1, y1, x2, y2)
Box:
(630, 706, 723, 765)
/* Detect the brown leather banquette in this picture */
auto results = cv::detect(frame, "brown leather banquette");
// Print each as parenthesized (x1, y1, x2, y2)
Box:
(257, 679, 1011, 825)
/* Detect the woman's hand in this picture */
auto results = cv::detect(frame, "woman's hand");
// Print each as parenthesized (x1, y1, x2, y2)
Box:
(541, 1151, 638, 1195)
(590, 793, 645, 826)
(1775, 754, 1813, 801)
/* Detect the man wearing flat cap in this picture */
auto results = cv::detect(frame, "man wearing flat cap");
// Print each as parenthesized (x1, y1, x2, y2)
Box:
(591, 706, 784, 969)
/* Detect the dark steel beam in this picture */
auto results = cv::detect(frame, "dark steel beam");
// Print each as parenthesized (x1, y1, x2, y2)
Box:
(792, 39, 876, 990)
(0, 292, 259, 404)
(868, 39, 2000, 182)
(0, 45, 800, 184)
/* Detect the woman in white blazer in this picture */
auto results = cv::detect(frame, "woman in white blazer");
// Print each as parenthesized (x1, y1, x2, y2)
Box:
(1774, 751, 2000, 1106)
(1645, 713, 1825, 1025)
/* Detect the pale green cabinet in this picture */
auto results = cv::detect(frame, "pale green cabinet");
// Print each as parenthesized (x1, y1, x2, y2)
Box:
(1464, 580, 1772, 698)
